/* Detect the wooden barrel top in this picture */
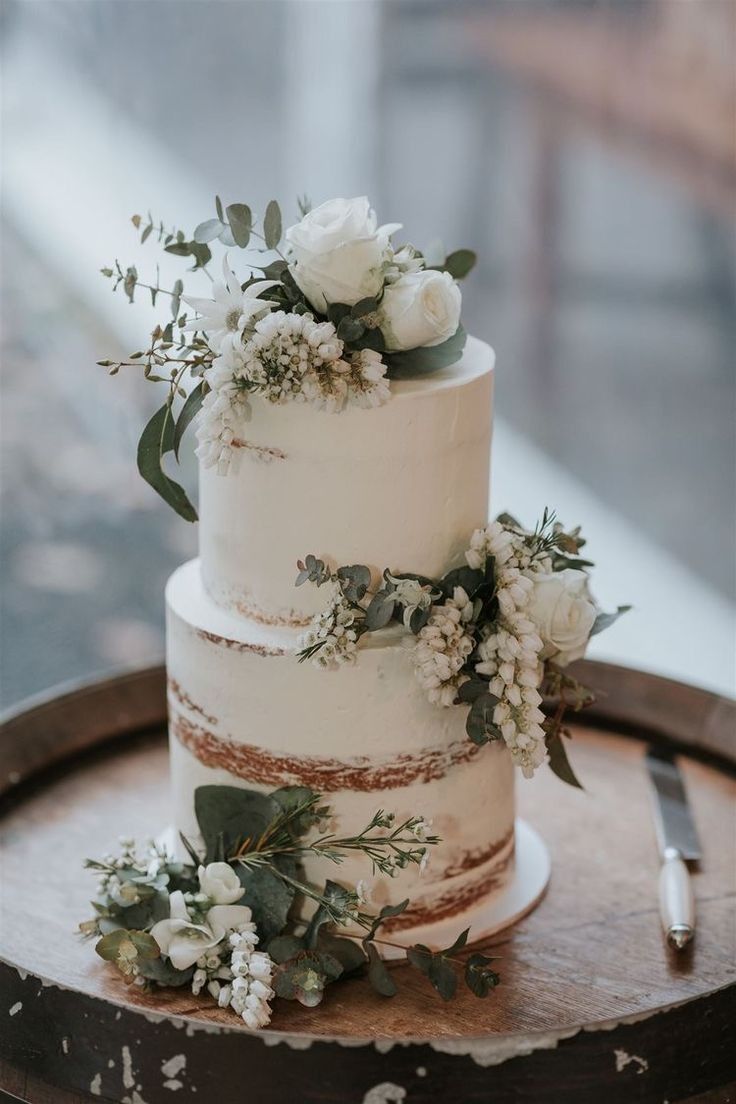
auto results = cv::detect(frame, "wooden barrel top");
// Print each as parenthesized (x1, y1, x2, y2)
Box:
(1, 660, 734, 1103)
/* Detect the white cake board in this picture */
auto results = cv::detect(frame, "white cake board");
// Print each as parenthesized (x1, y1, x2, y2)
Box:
(159, 818, 550, 960)
(381, 818, 551, 960)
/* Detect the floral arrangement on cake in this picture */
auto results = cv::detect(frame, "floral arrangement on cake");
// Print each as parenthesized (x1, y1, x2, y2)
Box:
(99, 196, 475, 519)
(81, 785, 500, 1029)
(296, 511, 628, 785)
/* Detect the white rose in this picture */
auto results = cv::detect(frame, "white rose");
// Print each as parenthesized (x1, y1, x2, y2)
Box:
(526, 569, 598, 666)
(285, 196, 399, 312)
(198, 862, 244, 905)
(379, 270, 462, 351)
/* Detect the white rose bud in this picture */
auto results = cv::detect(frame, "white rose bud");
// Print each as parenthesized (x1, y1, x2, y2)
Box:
(379, 270, 462, 351)
(197, 862, 244, 905)
(526, 570, 598, 667)
(285, 196, 399, 313)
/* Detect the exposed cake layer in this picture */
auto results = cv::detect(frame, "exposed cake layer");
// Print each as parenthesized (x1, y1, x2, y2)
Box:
(198, 336, 494, 624)
(167, 559, 515, 927)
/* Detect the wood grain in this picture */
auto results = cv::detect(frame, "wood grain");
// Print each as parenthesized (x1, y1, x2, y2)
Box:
(1, 662, 735, 1102)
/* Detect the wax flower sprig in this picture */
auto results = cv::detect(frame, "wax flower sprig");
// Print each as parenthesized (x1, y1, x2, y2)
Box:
(97, 195, 477, 520)
(296, 510, 629, 785)
(80, 783, 500, 1028)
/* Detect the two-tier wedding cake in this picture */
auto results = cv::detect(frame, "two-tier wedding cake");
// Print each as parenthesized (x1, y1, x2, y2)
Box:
(84, 195, 623, 1024)
(166, 336, 518, 937)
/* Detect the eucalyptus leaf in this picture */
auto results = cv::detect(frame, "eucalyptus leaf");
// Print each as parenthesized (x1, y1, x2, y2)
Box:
(260, 259, 289, 281)
(439, 249, 477, 280)
(304, 880, 356, 948)
(366, 942, 396, 997)
(466, 692, 502, 746)
(464, 952, 500, 998)
(263, 200, 282, 250)
(268, 934, 306, 964)
(194, 785, 280, 861)
(137, 404, 198, 522)
(365, 589, 396, 631)
(546, 732, 583, 789)
(385, 326, 466, 379)
(336, 564, 371, 602)
(590, 605, 631, 637)
(194, 218, 224, 244)
(337, 316, 365, 343)
(173, 381, 204, 461)
(215, 195, 224, 221)
(238, 863, 294, 944)
(138, 956, 194, 987)
(316, 932, 367, 978)
(226, 203, 252, 248)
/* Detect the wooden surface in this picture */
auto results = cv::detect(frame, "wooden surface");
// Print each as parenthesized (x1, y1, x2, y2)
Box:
(1, 662, 735, 1103)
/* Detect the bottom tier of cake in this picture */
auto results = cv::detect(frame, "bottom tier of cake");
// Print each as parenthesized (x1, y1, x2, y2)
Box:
(166, 559, 523, 940)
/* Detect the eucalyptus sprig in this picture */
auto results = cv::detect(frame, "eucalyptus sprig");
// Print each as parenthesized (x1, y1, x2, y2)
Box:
(82, 782, 501, 1014)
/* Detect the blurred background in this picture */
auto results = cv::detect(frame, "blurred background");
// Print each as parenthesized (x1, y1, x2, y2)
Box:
(1, 0, 735, 709)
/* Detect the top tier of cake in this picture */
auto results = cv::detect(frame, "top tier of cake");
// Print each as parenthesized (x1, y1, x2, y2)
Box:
(198, 336, 495, 624)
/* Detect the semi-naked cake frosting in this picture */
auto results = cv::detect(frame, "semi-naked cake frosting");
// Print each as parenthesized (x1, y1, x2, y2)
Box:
(167, 335, 515, 936)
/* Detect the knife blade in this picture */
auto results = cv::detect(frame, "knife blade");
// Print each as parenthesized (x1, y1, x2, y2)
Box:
(645, 748, 701, 950)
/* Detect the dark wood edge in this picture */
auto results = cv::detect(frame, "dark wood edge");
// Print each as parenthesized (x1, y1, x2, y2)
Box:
(1, 963, 735, 1103)
(0, 664, 167, 797)
(1, 661, 734, 798)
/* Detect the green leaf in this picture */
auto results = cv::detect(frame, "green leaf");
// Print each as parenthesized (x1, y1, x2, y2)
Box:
(464, 952, 500, 998)
(273, 950, 342, 1005)
(365, 589, 396, 631)
(215, 195, 224, 222)
(173, 381, 204, 461)
(194, 218, 224, 244)
(171, 278, 184, 320)
(385, 325, 467, 379)
(270, 786, 323, 836)
(337, 315, 365, 343)
(351, 297, 379, 318)
(440, 249, 477, 280)
(590, 605, 631, 637)
(138, 956, 194, 987)
(304, 880, 356, 948)
(263, 200, 282, 250)
(366, 942, 396, 997)
(238, 864, 294, 944)
(336, 564, 371, 602)
(466, 692, 502, 746)
(226, 203, 252, 248)
(164, 242, 191, 257)
(95, 928, 159, 963)
(326, 302, 352, 326)
(362, 899, 409, 945)
(546, 732, 584, 789)
(316, 932, 366, 978)
(137, 404, 198, 522)
(407, 944, 458, 1001)
(268, 934, 306, 964)
(260, 259, 289, 281)
(441, 564, 486, 600)
(123, 266, 138, 303)
(193, 785, 280, 861)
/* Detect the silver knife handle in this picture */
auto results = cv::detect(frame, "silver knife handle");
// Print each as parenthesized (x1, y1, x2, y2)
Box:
(659, 847, 694, 949)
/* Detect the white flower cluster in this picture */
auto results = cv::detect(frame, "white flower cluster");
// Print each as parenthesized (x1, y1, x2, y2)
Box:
(195, 308, 390, 473)
(149, 862, 275, 1030)
(413, 586, 476, 707)
(298, 582, 359, 668)
(470, 525, 548, 778)
(199, 927, 275, 1031)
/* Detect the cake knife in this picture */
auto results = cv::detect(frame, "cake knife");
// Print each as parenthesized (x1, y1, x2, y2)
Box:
(645, 747, 701, 950)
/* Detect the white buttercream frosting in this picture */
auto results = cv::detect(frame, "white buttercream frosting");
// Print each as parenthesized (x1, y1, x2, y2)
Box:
(198, 335, 495, 622)
(166, 560, 515, 931)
